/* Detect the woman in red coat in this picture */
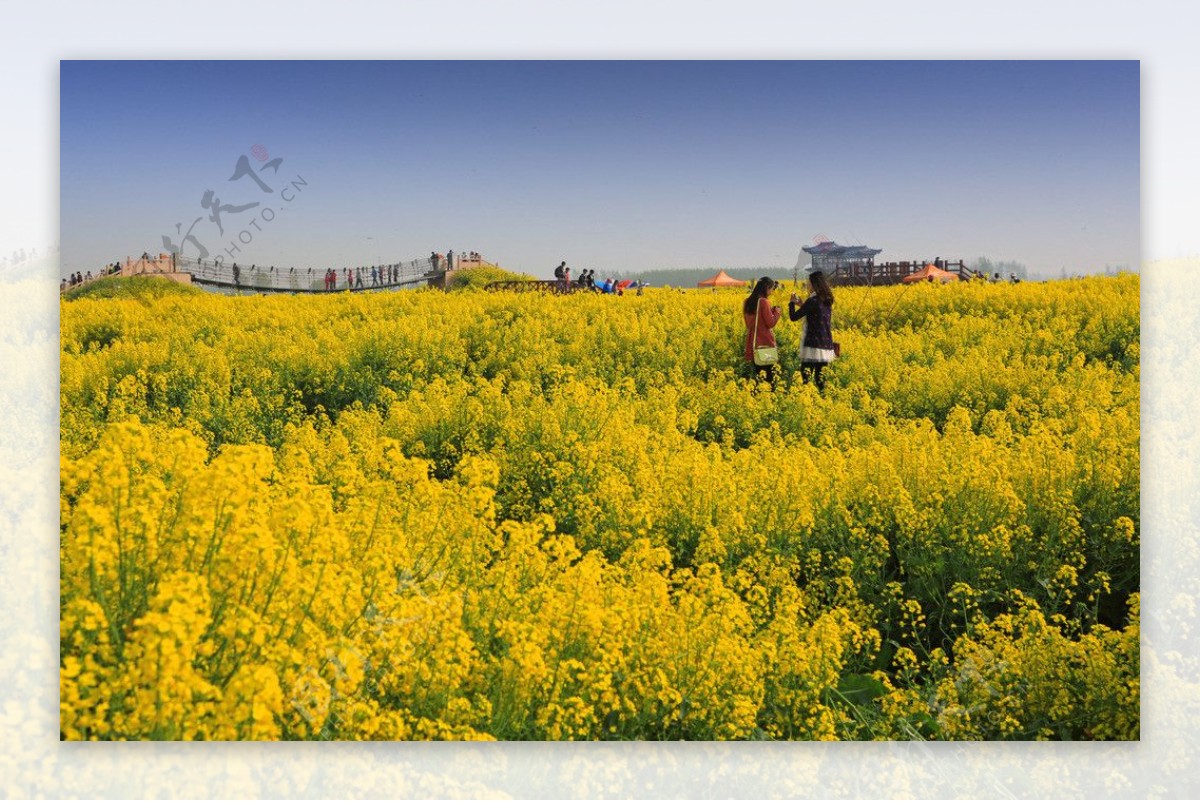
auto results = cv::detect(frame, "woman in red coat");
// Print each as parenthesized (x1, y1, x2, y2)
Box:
(743, 277, 781, 383)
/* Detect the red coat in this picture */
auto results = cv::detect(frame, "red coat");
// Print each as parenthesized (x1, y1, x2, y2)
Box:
(743, 296, 780, 361)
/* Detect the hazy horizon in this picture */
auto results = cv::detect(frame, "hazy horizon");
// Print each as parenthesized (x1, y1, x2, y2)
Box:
(60, 60, 1139, 280)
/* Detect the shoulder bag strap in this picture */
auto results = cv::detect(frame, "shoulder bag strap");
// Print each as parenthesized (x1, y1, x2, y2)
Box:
(753, 297, 760, 348)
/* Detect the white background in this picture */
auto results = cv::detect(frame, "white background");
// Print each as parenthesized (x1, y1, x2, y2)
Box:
(2, 1, 1198, 797)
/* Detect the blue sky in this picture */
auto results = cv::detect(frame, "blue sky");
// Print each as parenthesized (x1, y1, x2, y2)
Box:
(60, 60, 1139, 279)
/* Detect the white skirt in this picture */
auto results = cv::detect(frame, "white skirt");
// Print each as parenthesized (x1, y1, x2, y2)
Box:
(800, 345, 836, 363)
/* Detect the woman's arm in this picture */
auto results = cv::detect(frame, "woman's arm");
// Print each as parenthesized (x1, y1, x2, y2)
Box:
(762, 297, 782, 328)
(790, 296, 815, 322)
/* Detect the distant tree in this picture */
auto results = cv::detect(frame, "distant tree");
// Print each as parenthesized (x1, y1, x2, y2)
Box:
(614, 267, 784, 287)
(996, 260, 1028, 280)
(974, 257, 1027, 281)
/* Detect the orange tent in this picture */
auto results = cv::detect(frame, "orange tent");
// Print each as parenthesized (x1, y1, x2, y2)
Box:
(697, 270, 748, 288)
(902, 263, 959, 283)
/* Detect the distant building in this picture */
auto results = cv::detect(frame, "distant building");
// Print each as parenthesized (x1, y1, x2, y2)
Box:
(801, 240, 974, 285)
(802, 241, 882, 278)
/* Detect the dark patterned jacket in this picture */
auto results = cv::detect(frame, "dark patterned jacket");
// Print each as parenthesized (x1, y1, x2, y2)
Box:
(789, 295, 834, 349)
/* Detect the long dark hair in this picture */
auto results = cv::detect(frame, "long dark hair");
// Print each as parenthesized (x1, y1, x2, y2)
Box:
(743, 276, 775, 315)
(809, 270, 834, 305)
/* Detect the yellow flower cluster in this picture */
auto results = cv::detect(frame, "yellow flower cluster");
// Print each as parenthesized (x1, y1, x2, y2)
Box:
(60, 274, 1139, 739)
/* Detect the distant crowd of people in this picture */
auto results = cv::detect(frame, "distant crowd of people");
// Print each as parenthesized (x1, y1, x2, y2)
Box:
(181, 250, 491, 288)
(6, 246, 56, 268)
(429, 250, 484, 271)
(320, 263, 415, 291)
(554, 262, 647, 295)
(62, 271, 93, 291)
(193, 248, 490, 292)
(202, 260, 439, 291)
(60, 262, 122, 292)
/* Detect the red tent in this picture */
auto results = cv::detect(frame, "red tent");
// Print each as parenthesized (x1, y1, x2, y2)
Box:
(902, 263, 959, 283)
(697, 270, 748, 288)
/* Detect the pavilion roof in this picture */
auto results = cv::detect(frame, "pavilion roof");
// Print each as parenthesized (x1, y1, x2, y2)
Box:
(802, 241, 882, 258)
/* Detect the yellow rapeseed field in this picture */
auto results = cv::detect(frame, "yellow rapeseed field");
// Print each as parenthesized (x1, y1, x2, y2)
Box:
(59, 274, 1139, 740)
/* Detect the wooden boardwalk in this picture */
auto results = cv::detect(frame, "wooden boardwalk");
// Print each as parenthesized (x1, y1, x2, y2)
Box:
(829, 260, 982, 286)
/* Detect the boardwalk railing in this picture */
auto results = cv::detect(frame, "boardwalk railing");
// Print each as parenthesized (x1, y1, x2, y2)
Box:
(829, 260, 982, 286)
(175, 254, 442, 293)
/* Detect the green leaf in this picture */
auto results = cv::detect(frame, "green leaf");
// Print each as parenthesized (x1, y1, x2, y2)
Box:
(837, 673, 886, 705)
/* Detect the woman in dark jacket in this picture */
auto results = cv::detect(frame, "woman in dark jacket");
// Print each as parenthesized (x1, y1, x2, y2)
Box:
(788, 270, 835, 392)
